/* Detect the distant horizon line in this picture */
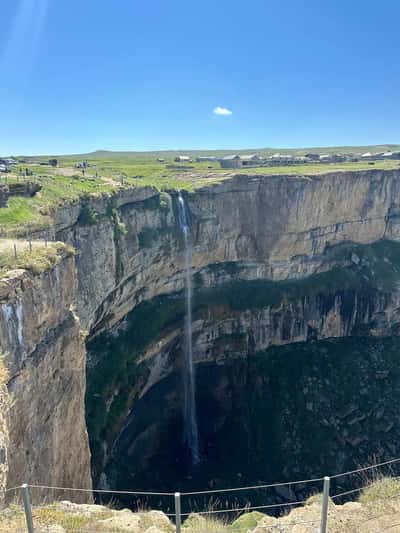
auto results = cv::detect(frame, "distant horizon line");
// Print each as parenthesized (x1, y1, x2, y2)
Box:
(5, 142, 400, 158)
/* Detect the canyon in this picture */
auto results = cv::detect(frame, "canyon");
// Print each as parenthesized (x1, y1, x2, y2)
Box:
(2, 168, 400, 504)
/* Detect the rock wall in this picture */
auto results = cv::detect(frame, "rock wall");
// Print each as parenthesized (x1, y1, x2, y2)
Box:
(86, 241, 400, 484)
(0, 375, 9, 503)
(3, 168, 400, 496)
(0, 256, 92, 501)
(55, 169, 400, 336)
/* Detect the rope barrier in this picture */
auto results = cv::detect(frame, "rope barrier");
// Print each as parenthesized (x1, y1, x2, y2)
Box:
(5, 450, 400, 498)
(179, 498, 308, 516)
(7, 454, 400, 507)
(330, 489, 400, 529)
(6, 476, 400, 533)
(181, 455, 400, 496)
(359, 490, 400, 505)
(4, 485, 23, 493)
(28, 484, 174, 496)
(330, 457, 400, 479)
(331, 486, 364, 500)
(181, 476, 324, 496)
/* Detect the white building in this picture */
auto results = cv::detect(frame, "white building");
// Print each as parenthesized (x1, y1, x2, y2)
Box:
(174, 155, 191, 162)
(220, 154, 262, 169)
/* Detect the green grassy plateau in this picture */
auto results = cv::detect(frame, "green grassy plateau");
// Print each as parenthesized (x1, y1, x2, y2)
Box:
(0, 148, 399, 235)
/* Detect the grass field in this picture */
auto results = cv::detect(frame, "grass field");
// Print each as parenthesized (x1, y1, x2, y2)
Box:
(0, 149, 399, 236)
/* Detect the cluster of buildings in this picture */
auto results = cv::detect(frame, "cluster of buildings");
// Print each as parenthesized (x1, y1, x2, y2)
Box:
(170, 150, 400, 169)
(0, 158, 17, 173)
(359, 151, 400, 161)
(218, 153, 353, 168)
(217, 151, 400, 169)
(170, 151, 400, 169)
(0, 158, 59, 173)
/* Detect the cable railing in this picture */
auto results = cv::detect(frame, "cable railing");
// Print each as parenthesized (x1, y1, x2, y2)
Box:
(180, 474, 325, 496)
(28, 484, 175, 497)
(4, 454, 400, 533)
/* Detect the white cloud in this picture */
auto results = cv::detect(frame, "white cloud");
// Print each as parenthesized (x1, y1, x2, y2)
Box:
(213, 106, 233, 116)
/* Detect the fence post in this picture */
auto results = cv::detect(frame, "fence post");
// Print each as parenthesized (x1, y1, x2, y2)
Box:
(22, 483, 35, 533)
(320, 476, 330, 533)
(174, 492, 181, 533)
(14, 243, 17, 259)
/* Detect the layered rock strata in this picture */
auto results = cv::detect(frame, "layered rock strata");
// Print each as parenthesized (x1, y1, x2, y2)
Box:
(1, 168, 400, 495)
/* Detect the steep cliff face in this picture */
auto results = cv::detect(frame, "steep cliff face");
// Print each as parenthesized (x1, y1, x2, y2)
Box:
(55, 169, 400, 336)
(86, 241, 400, 489)
(81, 169, 400, 494)
(3, 168, 400, 499)
(0, 370, 9, 502)
(0, 256, 92, 501)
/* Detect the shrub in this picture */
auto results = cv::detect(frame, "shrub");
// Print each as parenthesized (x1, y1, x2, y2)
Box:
(183, 513, 229, 533)
(159, 191, 172, 211)
(230, 511, 266, 531)
(78, 205, 98, 225)
(111, 208, 127, 236)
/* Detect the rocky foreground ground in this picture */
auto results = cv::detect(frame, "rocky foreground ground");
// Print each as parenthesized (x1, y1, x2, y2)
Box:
(1, 478, 400, 532)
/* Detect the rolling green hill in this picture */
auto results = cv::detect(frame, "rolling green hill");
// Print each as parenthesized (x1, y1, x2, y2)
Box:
(8, 143, 400, 162)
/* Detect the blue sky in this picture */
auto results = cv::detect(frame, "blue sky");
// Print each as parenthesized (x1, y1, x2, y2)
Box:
(1, 0, 399, 155)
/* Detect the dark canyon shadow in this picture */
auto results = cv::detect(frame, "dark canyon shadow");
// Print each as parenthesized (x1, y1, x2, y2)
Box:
(87, 333, 400, 513)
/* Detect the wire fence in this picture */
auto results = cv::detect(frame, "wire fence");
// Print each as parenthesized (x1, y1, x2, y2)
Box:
(0, 232, 62, 266)
(3, 455, 400, 532)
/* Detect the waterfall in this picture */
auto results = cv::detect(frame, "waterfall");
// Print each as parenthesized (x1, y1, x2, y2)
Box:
(177, 192, 200, 464)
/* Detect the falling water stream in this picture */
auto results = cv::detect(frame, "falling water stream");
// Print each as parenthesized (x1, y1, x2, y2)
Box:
(177, 192, 200, 464)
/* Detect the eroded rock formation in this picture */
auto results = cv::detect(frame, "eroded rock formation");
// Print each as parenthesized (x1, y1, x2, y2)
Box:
(0, 255, 91, 500)
(2, 168, 400, 498)
(0, 372, 9, 502)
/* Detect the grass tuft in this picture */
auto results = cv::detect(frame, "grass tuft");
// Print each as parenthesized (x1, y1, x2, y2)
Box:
(183, 513, 230, 533)
(230, 511, 266, 531)
(358, 476, 400, 504)
(0, 241, 73, 278)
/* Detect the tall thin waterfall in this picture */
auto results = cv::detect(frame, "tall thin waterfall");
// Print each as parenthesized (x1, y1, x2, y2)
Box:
(177, 192, 200, 464)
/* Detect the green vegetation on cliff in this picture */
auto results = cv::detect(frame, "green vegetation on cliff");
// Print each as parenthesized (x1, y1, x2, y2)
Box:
(86, 239, 400, 486)
(0, 175, 116, 235)
(86, 295, 186, 460)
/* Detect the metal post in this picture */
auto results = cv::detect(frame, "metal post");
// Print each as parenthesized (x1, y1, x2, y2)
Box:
(14, 243, 17, 259)
(174, 492, 181, 533)
(320, 476, 330, 533)
(22, 483, 35, 533)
